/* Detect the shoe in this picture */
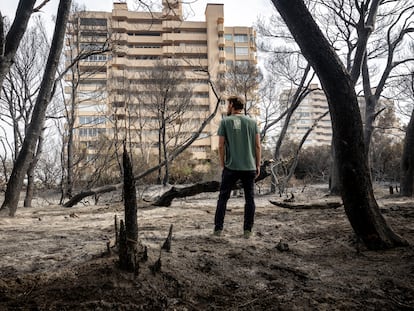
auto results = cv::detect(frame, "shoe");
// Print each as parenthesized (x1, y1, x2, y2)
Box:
(243, 230, 252, 239)
(213, 230, 222, 237)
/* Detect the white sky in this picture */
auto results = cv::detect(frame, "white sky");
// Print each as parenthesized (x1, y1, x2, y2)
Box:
(1, 0, 275, 29)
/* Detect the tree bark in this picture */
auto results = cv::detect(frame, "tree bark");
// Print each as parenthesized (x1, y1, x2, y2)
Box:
(24, 130, 45, 208)
(329, 143, 341, 195)
(269, 200, 342, 209)
(0, 0, 37, 90)
(152, 181, 221, 207)
(118, 145, 139, 272)
(272, 0, 408, 250)
(1, 0, 72, 216)
(400, 108, 414, 196)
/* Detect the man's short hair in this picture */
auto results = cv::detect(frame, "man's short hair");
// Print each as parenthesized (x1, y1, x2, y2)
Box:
(228, 96, 245, 110)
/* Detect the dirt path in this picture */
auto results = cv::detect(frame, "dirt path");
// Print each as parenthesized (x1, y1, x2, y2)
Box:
(0, 191, 413, 310)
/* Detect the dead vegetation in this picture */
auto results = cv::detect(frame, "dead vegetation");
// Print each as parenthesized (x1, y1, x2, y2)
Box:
(0, 186, 413, 310)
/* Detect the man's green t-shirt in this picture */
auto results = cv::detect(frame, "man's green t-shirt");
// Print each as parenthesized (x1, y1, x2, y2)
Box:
(217, 115, 259, 171)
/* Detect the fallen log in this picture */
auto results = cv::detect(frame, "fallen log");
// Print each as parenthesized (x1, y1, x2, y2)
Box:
(152, 161, 273, 207)
(269, 200, 343, 209)
(152, 181, 220, 207)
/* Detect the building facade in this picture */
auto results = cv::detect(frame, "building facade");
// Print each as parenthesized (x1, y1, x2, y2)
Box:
(281, 84, 401, 147)
(65, 1, 257, 168)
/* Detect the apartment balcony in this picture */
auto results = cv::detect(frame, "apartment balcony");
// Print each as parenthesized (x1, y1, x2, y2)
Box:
(111, 57, 128, 67)
(162, 20, 207, 31)
(171, 58, 208, 68)
(112, 32, 128, 43)
(217, 23, 224, 34)
(218, 36, 225, 47)
(218, 64, 226, 73)
(162, 32, 207, 43)
(128, 59, 160, 68)
(249, 40, 257, 51)
(191, 84, 209, 92)
(78, 60, 108, 68)
(112, 20, 127, 31)
(162, 45, 208, 55)
(85, 72, 107, 79)
(128, 47, 162, 56)
(127, 36, 162, 44)
(219, 50, 226, 61)
(110, 70, 128, 79)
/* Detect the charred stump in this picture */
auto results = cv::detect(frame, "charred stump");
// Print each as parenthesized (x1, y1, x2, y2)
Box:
(118, 145, 139, 273)
(161, 224, 173, 252)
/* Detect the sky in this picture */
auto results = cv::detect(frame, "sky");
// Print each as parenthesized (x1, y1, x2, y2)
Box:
(0, 0, 275, 30)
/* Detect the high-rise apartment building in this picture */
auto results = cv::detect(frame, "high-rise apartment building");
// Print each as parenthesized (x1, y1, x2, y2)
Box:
(280, 85, 332, 147)
(281, 84, 401, 147)
(65, 1, 257, 169)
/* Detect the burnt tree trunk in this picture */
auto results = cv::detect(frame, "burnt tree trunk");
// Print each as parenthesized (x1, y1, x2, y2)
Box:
(0, 0, 37, 89)
(118, 145, 139, 272)
(400, 107, 414, 196)
(1, 0, 72, 216)
(24, 130, 45, 208)
(273, 0, 408, 250)
(153, 181, 221, 207)
(329, 143, 341, 195)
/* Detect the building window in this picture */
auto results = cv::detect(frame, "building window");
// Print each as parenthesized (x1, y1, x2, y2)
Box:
(78, 103, 107, 112)
(79, 116, 106, 125)
(127, 32, 161, 36)
(235, 47, 249, 55)
(224, 34, 233, 41)
(78, 89, 107, 98)
(79, 80, 106, 86)
(235, 60, 250, 66)
(225, 46, 233, 53)
(81, 31, 107, 37)
(194, 93, 209, 98)
(234, 34, 248, 42)
(78, 128, 106, 137)
(84, 54, 107, 62)
(129, 55, 160, 60)
(80, 18, 107, 26)
(80, 43, 105, 51)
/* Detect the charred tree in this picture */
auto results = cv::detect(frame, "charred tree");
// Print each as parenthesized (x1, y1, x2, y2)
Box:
(0, 0, 37, 90)
(273, 0, 408, 250)
(1, 0, 72, 216)
(118, 145, 139, 273)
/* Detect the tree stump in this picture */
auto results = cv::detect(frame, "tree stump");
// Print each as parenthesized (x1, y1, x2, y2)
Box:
(118, 145, 139, 273)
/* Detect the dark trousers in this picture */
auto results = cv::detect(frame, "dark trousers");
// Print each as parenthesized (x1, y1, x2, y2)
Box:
(214, 167, 256, 232)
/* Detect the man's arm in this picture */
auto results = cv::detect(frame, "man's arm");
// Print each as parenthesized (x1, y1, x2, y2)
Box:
(255, 133, 261, 178)
(218, 135, 226, 169)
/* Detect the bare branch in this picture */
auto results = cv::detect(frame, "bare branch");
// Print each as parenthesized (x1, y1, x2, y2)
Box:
(33, 0, 51, 13)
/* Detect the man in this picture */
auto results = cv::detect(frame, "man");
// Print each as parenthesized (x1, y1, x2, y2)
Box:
(214, 96, 261, 238)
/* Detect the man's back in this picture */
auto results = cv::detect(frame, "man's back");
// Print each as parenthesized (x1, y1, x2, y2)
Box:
(218, 115, 258, 171)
